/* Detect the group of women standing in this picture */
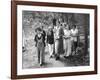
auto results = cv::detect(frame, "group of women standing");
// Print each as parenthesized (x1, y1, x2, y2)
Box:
(34, 21, 78, 66)
(47, 23, 78, 60)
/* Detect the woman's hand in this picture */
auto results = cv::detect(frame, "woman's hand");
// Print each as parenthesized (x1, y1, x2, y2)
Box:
(63, 35, 70, 39)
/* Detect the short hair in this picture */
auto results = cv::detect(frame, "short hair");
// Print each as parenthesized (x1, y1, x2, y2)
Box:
(35, 27, 42, 32)
(41, 26, 44, 28)
(60, 23, 62, 26)
(73, 25, 76, 28)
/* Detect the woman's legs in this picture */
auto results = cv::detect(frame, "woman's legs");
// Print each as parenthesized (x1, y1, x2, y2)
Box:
(37, 42, 45, 66)
(67, 39, 71, 56)
(37, 47, 40, 64)
(55, 40, 60, 60)
(74, 41, 77, 54)
(48, 44, 54, 56)
(40, 43, 44, 65)
(55, 40, 58, 55)
(63, 39, 68, 57)
(72, 41, 77, 55)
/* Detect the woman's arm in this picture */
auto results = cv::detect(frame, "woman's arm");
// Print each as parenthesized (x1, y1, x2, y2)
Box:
(34, 35, 37, 42)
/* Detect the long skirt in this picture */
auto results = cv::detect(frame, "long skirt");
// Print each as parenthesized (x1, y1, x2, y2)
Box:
(55, 40, 59, 55)
(63, 39, 71, 57)
(54, 37, 64, 56)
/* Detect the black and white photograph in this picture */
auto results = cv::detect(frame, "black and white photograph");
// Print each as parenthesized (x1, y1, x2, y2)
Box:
(11, 1, 97, 79)
(22, 11, 90, 69)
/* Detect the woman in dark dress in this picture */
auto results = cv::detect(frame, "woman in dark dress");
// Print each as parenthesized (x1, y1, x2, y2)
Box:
(58, 23, 64, 55)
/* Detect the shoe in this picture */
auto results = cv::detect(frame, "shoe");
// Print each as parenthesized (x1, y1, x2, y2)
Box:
(55, 56, 60, 60)
(50, 55, 53, 58)
(69, 55, 72, 57)
(64, 56, 69, 59)
(40, 63, 43, 66)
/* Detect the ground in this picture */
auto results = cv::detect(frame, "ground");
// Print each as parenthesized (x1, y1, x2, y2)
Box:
(22, 41, 89, 69)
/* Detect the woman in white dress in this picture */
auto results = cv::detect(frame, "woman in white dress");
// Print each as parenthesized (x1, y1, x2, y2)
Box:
(63, 24, 72, 58)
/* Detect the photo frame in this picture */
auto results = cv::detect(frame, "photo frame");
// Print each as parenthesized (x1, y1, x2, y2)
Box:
(11, 1, 97, 79)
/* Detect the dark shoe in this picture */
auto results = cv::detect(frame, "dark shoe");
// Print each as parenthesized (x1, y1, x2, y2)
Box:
(40, 63, 43, 66)
(40, 61, 45, 66)
(50, 55, 53, 58)
(64, 56, 69, 59)
(69, 55, 73, 58)
(55, 56, 60, 60)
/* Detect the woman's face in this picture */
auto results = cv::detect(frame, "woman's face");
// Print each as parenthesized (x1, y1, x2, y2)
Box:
(37, 30, 41, 34)
(65, 24, 69, 30)
(49, 26, 52, 31)
(73, 26, 76, 30)
(48, 29, 51, 35)
(65, 27, 68, 30)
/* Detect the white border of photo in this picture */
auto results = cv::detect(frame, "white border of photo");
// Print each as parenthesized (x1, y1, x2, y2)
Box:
(17, 5, 94, 75)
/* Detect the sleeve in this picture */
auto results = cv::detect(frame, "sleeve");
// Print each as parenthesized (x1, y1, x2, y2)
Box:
(76, 29, 79, 36)
(34, 35, 37, 42)
(52, 31, 54, 38)
(46, 33, 49, 43)
(43, 31, 46, 41)
(43, 30, 46, 37)
(34, 35, 37, 47)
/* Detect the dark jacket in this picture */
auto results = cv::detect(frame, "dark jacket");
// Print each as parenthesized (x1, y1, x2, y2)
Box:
(34, 33, 45, 47)
(42, 30, 46, 42)
(47, 30, 54, 44)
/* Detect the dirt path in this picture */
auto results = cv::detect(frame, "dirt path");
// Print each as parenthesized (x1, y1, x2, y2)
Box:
(22, 45, 89, 69)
